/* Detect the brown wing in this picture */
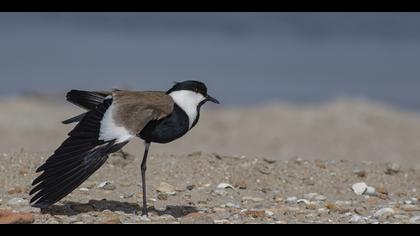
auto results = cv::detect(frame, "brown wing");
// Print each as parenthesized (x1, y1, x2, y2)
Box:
(112, 91, 174, 135)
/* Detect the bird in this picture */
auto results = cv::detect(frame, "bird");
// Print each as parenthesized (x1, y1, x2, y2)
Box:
(29, 80, 220, 216)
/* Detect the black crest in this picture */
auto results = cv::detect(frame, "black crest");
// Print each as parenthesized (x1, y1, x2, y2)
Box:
(167, 80, 208, 96)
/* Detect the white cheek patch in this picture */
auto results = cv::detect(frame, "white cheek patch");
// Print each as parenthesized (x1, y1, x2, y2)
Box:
(99, 101, 134, 143)
(169, 90, 206, 128)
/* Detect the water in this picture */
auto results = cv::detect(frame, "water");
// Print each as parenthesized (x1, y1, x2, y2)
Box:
(1, 12, 420, 109)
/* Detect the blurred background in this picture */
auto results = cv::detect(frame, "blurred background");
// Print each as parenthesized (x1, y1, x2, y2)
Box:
(1, 12, 420, 166)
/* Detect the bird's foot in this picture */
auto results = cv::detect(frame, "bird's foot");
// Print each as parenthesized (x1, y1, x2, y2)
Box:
(139, 211, 151, 221)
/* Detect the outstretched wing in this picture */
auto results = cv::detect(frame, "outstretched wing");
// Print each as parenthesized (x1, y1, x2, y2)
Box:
(30, 98, 126, 208)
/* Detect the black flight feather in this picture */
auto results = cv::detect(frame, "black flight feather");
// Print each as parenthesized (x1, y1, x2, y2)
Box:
(30, 97, 127, 208)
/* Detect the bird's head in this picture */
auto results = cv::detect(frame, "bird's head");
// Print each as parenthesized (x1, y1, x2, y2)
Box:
(167, 80, 220, 108)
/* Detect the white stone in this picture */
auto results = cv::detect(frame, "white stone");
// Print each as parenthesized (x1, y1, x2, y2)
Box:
(349, 214, 364, 223)
(297, 199, 311, 205)
(365, 186, 376, 196)
(156, 182, 176, 195)
(213, 189, 226, 196)
(265, 210, 274, 217)
(97, 181, 116, 191)
(216, 183, 235, 190)
(7, 198, 28, 206)
(352, 182, 368, 195)
(374, 208, 395, 219)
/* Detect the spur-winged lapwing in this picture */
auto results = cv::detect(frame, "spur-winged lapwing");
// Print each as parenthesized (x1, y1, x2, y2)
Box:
(30, 80, 219, 216)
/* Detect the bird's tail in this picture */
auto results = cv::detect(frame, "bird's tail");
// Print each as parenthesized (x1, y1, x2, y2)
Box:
(62, 90, 111, 124)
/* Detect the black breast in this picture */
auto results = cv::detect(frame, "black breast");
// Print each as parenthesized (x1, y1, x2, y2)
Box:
(139, 104, 190, 144)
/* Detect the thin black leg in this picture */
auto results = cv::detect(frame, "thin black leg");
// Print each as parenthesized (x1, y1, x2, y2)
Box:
(141, 142, 151, 216)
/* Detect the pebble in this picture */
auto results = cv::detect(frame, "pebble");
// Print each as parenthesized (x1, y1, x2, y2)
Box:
(353, 169, 367, 178)
(234, 180, 247, 190)
(213, 189, 227, 196)
(352, 182, 368, 195)
(354, 207, 368, 216)
(365, 186, 376, 196)
(0, 210, 34, 224)
(376, 187, 389, 195)
(325, 203, 350, 214)
(314, 160, 326, 169)
(102, 218, 122, 224)
(224, 203, 241, 209)
(7, 198, 28, 206)
(265, 210, 274, 217)
(7, 187, 23, 195)
(374, 208, 395, 220)
(74, 221, 86, 224)
(303, 178, 316, 186)
(79, 188, 90, 193)
(214, 219, 231, 224)
(385, 163, 401, 175)
(273, 196, 283, 203)
(291, 157, 303, 165)
(216, 183, 235, 190)
(302, 193, 327, 202)
(306, 202, 318, 210)
(297, 199, 311, 205)
(159, 214, 177, 221)
(97, 181, 116, 191)
(349, 214, 364, 223)
(120, 193, 134, 199)
(244, 210, 265, 218)
(263, 158, 276, 164)
(186, 185, 195, 191)
(156, 182, 177, 195)
(45, 218, 60, 224)
(242, 196, 264, 202)
(409, 215, 420, 224)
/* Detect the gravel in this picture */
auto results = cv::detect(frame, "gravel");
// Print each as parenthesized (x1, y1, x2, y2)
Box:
(1, 152, 419, 224)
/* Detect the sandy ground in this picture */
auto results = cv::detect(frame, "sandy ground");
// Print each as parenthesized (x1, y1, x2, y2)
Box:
(0, 152, 420, 224)
(1, 97, 420, 224)
(2, 96, 420, 166)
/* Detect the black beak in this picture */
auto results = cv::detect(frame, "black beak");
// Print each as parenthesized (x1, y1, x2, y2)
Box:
(206, 94, 220, 104)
